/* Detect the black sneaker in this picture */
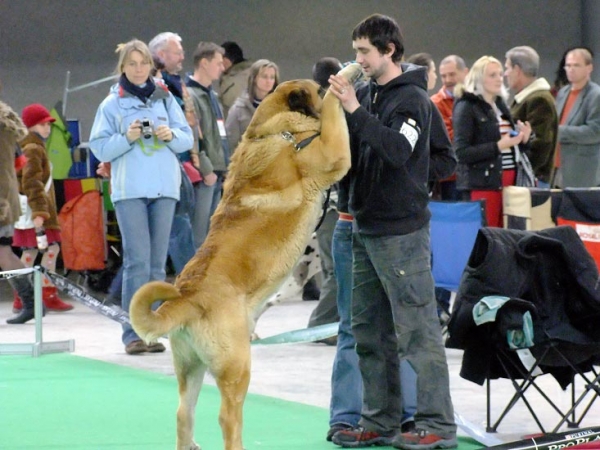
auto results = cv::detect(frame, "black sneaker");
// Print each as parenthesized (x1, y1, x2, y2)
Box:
(332, 426, 394, 447)
(392, 428, 457, 450)
(327, 423, 354, 442)
(401, 420, 416, 433)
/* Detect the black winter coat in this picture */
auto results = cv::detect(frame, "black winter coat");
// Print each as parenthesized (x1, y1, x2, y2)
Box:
(447, 226, 600, 388)
(453, 92, 515, 191)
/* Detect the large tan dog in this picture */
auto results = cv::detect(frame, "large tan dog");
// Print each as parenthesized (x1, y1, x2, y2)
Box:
(130, 63, 362, 450)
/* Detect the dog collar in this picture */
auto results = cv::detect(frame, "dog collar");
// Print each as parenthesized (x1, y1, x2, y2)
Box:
(281, 131, 321, 152)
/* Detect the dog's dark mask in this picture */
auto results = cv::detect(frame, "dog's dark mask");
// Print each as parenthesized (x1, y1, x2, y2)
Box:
(287, 88, 320, 119)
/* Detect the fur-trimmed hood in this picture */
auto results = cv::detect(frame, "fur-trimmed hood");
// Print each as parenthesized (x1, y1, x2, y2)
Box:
(0, 101, 27, 141)
(0, 101, 27, 226)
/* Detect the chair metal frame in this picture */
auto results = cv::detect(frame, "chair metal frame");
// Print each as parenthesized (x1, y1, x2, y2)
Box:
(486, 339, 600, 434)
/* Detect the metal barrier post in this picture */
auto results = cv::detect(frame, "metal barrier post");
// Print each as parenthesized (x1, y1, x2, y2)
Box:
(0, 267, 75, 357)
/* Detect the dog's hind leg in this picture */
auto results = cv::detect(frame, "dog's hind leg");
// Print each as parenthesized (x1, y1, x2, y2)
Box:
(173, 345, 207, 450)
(214, 341, 251, 450)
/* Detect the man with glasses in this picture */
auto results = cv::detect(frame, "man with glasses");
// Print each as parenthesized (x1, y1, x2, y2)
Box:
(555, 48, 600, 187)
(149, 32, 198, 274)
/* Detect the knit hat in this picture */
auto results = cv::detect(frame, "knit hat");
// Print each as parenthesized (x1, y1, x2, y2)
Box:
(221, 41, 245, 64)
(21, 103, 55, 128)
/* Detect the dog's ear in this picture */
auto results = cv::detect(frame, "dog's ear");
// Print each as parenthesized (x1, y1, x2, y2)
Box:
(287, 88, 319, 119)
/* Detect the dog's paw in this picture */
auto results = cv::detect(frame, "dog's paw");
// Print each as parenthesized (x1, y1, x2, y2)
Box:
(338, 62, 363, 84)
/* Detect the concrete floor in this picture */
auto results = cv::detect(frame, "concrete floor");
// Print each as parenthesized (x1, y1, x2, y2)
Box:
(1, 275, 599, 447)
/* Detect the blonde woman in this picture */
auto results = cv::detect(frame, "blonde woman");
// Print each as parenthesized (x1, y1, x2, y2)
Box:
(89, 39, 193, 354)
(453, 55, 531, 227)
(225, 59, 279, 152)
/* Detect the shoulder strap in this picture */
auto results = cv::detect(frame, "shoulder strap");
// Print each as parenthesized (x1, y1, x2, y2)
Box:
(44, 163, 53, 192)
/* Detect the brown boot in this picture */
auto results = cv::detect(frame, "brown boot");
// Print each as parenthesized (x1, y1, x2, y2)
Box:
(12, 291, 23, 313)
(42, 286, 74, 312)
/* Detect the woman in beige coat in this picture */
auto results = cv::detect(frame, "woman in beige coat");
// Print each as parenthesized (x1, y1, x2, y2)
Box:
(225, 59, 279, 153)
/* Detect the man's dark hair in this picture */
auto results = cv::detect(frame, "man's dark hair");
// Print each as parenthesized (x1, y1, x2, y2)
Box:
(192, 42, 224, 68)
(352, 14, 404, 63)
(406, 53, 433, 68)
(221, 41, 245, 64)
(312, 57, 343, 89)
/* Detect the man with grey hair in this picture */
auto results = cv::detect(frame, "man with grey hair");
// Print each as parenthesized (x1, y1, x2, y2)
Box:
(430, 55, 468, 200)
(146, 31, 199, 276)
(554, 47, 600, 187)
(149, 32, 185, 76)
(505, 46, 558, 187)
(431, 55, 469, 140)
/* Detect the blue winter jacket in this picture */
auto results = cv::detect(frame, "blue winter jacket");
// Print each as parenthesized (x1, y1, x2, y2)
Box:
(89, 80, 193, 203)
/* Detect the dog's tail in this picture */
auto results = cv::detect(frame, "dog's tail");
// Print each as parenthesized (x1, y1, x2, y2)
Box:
(130, 281, 196, 342)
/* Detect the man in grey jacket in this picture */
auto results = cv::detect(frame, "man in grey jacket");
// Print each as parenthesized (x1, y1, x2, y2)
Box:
(555, 48, 600, 187)
(186, 42, 230, 248)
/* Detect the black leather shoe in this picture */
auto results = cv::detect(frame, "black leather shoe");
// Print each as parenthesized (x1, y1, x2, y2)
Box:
(6, 308, 36, 324)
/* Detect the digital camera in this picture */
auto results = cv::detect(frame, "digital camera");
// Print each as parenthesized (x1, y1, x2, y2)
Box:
(141, 118, 153, 139)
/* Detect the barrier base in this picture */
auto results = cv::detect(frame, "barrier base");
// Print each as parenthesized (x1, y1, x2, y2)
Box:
(0, 267, 76, 358)
(0, 339, 75, 357)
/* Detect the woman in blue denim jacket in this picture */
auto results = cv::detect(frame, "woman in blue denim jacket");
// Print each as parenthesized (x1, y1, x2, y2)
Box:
(90, 39, 193, 355)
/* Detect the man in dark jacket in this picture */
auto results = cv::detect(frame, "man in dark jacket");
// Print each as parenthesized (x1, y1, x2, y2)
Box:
(149, 31, 197, 276)
(328, 13, 457, 450)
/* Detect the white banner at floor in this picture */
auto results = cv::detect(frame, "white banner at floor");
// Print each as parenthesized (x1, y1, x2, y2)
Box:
(39, 268, 130, 325)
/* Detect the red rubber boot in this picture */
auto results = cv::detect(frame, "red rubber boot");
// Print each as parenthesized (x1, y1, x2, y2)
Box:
(42, 286, 74, 312)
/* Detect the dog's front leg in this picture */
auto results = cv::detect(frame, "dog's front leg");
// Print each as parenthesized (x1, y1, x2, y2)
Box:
(316, 63, 364, 177)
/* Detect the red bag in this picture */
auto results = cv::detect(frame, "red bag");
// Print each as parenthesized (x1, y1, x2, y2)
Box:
(58, 190, 105, 270)
(182, 160, 202, 184)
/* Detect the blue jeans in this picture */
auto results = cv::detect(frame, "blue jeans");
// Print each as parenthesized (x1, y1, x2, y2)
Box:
(537, 180, 550, 189)
(330, 219, 362, 427)
(351, 226, 455, 437)
(191, 177, 223, 249)
(329, 220, 417, 428)
(115, 197, 176, 345)
(168, 213, 196, 275)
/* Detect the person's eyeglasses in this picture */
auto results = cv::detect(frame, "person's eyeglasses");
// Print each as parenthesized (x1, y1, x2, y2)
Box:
(564, 64, 586, 70)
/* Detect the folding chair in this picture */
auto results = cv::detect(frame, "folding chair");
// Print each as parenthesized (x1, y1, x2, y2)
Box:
(556, 187, 600, 270)
(429, 200, 486, 337)
(502, 185, 562, 230)
(446, 226, 600, 434)
(429, 200, 486, 292)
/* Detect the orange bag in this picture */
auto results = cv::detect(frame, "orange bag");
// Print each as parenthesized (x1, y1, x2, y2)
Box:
(58, 190, 105, 270)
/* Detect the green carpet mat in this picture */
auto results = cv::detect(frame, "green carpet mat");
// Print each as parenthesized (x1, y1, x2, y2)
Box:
(0, 354, 483, 449)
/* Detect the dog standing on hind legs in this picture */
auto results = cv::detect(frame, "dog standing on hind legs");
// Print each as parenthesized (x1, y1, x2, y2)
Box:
(130, 62, 363, 450)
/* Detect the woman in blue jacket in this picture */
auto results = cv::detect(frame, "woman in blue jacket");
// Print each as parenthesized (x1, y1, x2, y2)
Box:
(90, 39, 193, 355)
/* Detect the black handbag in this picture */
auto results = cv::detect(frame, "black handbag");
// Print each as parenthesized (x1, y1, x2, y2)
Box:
(175, 163, 195, 217)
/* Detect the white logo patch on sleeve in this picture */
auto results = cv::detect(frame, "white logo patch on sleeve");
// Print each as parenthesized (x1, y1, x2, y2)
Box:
(399, 121, 419, 151)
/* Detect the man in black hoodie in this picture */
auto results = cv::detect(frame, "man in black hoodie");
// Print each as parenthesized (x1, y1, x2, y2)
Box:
(328, 14, 457, 450)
